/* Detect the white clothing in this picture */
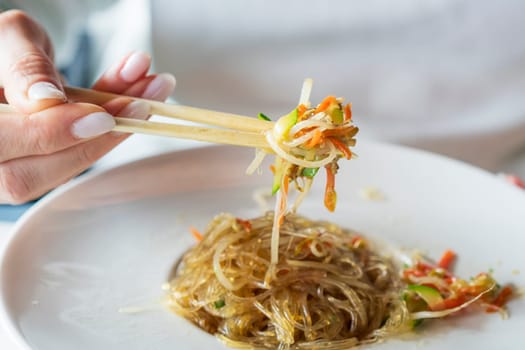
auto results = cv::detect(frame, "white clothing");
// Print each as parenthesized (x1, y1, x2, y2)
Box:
(10, 0, 525, 172)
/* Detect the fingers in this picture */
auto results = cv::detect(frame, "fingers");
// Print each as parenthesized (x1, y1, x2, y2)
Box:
(102, 97, 151, 126)
(123, 73, 176, 100)
(0, 45, 176, 204)
(0, 103, 115, 163)
(0, 100, 150, 204)
(0, 136, 114, 204)
(92, 51, 151, 93)
(93, 51, 175, 100)
(0, 10, 65, 114)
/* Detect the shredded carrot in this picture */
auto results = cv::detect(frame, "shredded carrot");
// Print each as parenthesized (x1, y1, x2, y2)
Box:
(351, 236, 365, 248)
(282, 175, 290, 199)
(236, 218, 252, 232)
(316, 96, 337, 113)
(402, 250, 513, 317)
(305, 129, 324, 148)
(485, 305, 503, 313)
(190, 226, 203, 242)
(491, 286, 513, 308)
(485, 285, 512, 313)
(269, 164, 276, 174)
(278, 175, 290, 225)
(443, 296, 466, 309)
(344, 103, 352, 121)
(297, 103, 308, 118)
(506, 174, 525, 189)
(350, 236, 362, 245)
(329, 137, 352, 160)
(293, 126, 316, 139)
(415, 262, 434, 273)
(278, 211, 285, 225)
(325, 166, 335, 190)
(438, 250, 456, 270)
(403, 269, 426, 278)
(324, 165, 336, 212)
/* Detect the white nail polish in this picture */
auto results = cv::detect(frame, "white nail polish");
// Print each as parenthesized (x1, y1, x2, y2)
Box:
(143, 73, 176, 100)
(71, 112, 116, 139)
(120, 52, 150, 82)
(119, 100, 150, 119)
(28, 82, 66, 101)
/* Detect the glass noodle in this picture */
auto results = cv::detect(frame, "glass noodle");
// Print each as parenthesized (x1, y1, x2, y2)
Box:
(167, 213, 410, 349)
(165, 80, 513, 349)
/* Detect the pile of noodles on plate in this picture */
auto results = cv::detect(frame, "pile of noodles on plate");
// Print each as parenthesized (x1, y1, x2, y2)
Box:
(168, 212, 408, 349)
(165, 80, 513, 349)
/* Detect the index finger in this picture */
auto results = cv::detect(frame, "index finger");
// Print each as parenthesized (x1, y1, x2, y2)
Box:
(0, 10, 66, 114)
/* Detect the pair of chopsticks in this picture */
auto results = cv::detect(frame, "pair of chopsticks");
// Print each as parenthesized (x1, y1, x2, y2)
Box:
(0, 86, 274, 150)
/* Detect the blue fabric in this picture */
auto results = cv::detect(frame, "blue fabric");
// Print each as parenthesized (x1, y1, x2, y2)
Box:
(0, 202, 36, 221)
(59, 31, 92, 88)
(0, 0, 13, 11)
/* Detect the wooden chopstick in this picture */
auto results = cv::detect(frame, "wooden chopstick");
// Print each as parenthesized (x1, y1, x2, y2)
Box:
(113, 117, 270, 149)
(0, 86, 275, 150)
(0, 103, 271, 150)
(64, 86, 273, 133)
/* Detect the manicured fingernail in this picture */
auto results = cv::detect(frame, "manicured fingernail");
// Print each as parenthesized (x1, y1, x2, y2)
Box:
(71, 112, 116, 139)
(142, 73, 176, 100)
(120, 52, 150, 83)
(119, 100, 150, 119)
(27, 82, 66, 101)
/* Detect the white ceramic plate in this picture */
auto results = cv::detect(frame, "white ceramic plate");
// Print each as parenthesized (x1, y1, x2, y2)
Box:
(1, 141, 524, 350)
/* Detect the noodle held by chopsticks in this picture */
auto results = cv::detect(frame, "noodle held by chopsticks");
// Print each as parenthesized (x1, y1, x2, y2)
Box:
(245, 80, 359, 275)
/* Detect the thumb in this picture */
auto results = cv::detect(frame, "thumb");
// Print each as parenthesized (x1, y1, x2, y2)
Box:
(0, 10, 66, 114)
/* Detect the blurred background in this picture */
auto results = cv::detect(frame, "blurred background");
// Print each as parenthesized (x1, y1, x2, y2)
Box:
(8, 0, 525, 174)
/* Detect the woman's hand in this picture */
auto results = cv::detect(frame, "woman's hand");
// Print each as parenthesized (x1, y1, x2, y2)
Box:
(0, 10, 175, 204)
